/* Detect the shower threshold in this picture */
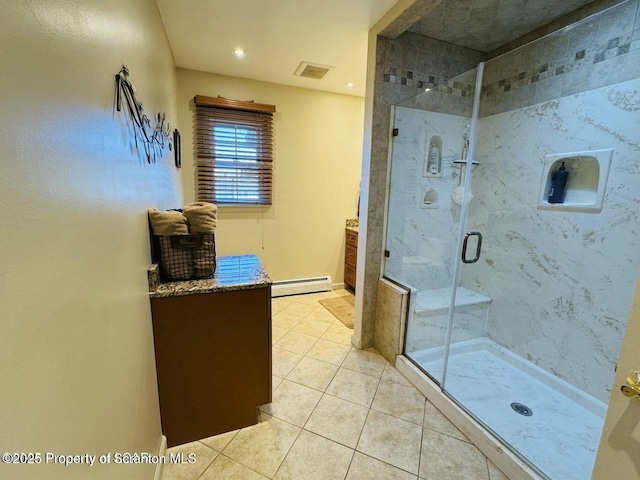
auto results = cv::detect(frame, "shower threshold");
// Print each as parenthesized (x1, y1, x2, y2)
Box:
(407, 337, 605, 480)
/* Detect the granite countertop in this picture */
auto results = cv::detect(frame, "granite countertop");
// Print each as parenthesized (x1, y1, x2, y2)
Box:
(148, 254, 271, 298)
(346, 218, 359, 233)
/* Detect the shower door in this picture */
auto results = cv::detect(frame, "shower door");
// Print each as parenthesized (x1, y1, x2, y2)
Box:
(383, 67, 479, 385)
(441, 54, 613, 480)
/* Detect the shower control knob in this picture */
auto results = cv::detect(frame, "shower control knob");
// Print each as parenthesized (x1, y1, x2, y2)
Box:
(620, 371, 640, 399)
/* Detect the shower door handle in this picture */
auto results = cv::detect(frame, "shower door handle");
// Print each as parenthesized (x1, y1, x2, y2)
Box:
(462, 231, 482, 264)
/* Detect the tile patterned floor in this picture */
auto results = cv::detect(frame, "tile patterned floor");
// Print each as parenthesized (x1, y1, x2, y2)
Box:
(162, 291, 510, 480)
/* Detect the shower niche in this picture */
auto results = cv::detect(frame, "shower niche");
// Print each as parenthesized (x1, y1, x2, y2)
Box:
(538, 148, 613, 213)
(423, 135, 442, 177)
(420, 187, 439, 209)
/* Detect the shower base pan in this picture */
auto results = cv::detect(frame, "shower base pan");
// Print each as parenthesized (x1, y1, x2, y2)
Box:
(401, 337, 605, 480)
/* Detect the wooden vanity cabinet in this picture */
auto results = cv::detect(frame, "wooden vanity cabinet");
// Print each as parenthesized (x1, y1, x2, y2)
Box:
(344, 228, 358, 291)
(150, 286, 272, 447)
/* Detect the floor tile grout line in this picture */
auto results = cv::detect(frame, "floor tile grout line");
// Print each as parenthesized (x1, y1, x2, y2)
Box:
(485, 455, 491, 480)
(341, 446, 357, 480)
(290, 321, 333, 338)
(339, 363, 386, 379)
(264, 383, 474, 472)
(299, 391, 361, 450)
(271, 426, 305, 480)
(272, 338, 320, 357)
(417, 398, 427, 480)
(273, 296, 346, 378)
(210, 452, 269, 479)
(244, 411, 304, 479)
(357, 373, 428, 477)
(299, 424, 361, 452)
(292, 322, 350, 428)
(283, 366, 339, 393)
(421, 396, 428, 431)
(271, 293, 372, 478)
(269, 301, 342, 427)
(368, 405, 427, 428)
(269, 294, 358, 466)
(196, 440, 217, 453)
(320, 390, 375, 410)
(191, 451, 218, 480)
(275, 349, 304, 382)
(422, 424, 473, 444)
(355, 450, 423, 478)
(352, 404, 374, 460)
(271, 318, 297, 331)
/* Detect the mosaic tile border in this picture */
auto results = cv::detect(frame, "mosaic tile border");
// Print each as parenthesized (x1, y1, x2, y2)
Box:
(382, 30, 638, 101)
(383, 67, 475, 97)
(482, 31, 636, 99)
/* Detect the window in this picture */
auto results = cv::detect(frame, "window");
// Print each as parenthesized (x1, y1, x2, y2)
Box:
(194, 95, 275, 205)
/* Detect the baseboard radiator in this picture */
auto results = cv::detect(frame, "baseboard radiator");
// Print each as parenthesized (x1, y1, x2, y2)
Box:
(271, 276, 333, 297)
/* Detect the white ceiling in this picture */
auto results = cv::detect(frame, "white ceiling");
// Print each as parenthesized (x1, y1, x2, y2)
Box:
(155, 0, 399, 98)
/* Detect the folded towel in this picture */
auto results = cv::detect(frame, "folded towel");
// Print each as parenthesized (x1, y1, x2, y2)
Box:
(183, 202, 218, 234)
(148, 208, 189, 235)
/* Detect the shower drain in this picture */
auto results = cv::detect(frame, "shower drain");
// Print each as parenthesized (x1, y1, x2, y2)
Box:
(511, 402, 533, 416)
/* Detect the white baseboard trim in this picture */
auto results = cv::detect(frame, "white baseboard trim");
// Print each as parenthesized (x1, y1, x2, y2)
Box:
(154, 435, 167, 480)
(271, 276, 332, 297)
(332, 282, 346, 290)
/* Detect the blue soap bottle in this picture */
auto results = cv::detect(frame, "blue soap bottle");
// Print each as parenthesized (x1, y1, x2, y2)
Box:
(548, 162, 568, 204)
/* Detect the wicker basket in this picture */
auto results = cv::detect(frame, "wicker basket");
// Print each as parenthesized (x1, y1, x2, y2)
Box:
(156, 234, 216, 281)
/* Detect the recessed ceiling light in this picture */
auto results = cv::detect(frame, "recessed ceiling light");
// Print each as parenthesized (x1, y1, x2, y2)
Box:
(425, 87, 432, 92)
(346, 82, 355, 88)
(234, 48, 245, 58)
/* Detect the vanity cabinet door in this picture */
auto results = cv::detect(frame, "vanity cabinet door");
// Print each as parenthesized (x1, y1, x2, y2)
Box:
(151, 286, 272, 447)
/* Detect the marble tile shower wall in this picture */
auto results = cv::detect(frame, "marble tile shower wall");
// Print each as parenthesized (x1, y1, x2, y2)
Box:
(387, 82, 640, 403)
(480, 0, 640, 116)
(466, 77, 640, 403)
(385, 107, 469, 292)
(377, 2, 640, 402)
(460, 0, 640, 402)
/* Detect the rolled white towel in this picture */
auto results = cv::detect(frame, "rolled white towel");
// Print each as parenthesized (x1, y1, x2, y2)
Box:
(147, 209, 189, 235)
(183, 202, 218, 234)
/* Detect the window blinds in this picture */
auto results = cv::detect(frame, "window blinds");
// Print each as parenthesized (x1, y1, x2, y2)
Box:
(195, 95, 275, 205)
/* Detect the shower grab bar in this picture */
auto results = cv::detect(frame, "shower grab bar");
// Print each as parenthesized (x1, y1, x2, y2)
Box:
(462, 231, 482, 264)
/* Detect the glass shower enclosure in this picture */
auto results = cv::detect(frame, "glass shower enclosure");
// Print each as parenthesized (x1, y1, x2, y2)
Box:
(383, 7, 640, 480)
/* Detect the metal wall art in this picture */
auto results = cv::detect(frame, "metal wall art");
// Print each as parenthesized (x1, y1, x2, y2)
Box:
(115, 65, 172, 163)
(173, 129, 181, 168)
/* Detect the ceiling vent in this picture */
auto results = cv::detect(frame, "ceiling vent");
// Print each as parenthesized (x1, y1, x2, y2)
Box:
(294, 61, 334, 80)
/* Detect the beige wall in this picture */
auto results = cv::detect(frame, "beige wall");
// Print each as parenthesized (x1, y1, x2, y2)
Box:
(0, 1, 181, 479)
(177, 68, 364, 284)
